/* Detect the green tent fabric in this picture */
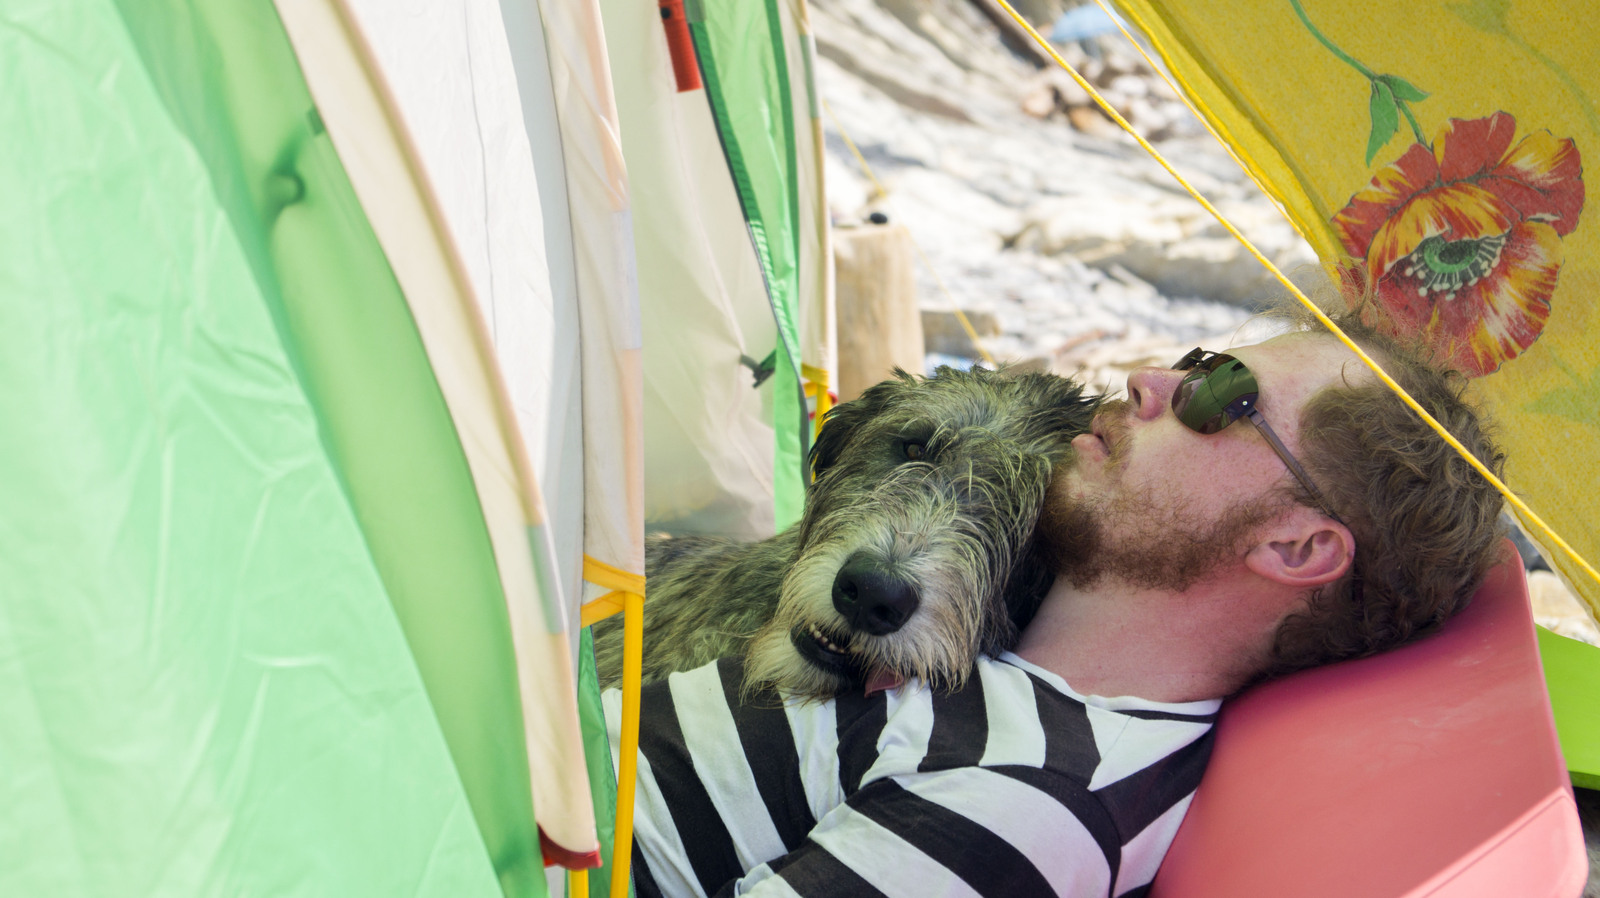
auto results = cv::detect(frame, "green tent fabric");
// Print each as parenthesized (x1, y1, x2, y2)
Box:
(1537, 626, 1600, 791)
(577, 631, 625, 898)
(689, 0, 811, 530)
(1, 0, 542, 893)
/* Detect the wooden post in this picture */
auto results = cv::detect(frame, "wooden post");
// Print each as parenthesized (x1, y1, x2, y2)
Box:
(834, 223, 922, 403)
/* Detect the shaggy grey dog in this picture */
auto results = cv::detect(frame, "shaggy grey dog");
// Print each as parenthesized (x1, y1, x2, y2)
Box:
(594, 366, 1099, 698)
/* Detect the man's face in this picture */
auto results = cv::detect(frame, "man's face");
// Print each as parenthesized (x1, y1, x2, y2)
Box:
(1040, 332, 1363, 590)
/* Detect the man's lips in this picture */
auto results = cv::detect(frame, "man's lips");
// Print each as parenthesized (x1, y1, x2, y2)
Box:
(1083, 401, 1133, 463)
(1072, 431, 1107, 461)
(1074, 415, 1118, 461)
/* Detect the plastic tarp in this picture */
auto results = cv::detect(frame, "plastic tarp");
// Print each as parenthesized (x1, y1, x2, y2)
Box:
(1, 0, 509, 893)
(1110, 0, 1600, 625)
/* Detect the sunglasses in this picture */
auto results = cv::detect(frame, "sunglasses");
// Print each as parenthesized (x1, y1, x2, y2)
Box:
(1172, 348, 1343, 523)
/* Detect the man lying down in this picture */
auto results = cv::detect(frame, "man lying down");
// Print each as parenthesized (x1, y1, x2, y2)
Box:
(605, 305, 1507, 898)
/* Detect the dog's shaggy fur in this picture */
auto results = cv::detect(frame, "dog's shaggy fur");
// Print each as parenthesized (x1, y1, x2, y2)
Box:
(594, 366, 1099, 698)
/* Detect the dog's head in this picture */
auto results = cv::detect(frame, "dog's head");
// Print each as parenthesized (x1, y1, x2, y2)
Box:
(746, 366, 1100, 699)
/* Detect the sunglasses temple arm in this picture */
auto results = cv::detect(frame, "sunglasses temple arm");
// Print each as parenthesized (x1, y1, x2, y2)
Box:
(1244, 409, 1343, 525)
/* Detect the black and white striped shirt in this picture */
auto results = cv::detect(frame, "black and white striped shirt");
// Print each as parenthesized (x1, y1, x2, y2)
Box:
(603, 654, 1218, 898)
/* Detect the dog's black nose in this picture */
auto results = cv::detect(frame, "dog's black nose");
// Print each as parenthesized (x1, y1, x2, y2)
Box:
(832, 556, 920, 635)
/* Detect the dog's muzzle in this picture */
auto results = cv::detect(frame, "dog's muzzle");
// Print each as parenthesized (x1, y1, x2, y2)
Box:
(832, 553, 920, 636)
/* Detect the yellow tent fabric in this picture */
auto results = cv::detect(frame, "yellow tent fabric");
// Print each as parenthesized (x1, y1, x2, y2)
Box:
(1114, 0, 1599, 619)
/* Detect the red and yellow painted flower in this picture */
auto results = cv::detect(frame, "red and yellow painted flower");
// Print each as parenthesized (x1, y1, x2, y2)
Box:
(1332, 112, 1584, 376)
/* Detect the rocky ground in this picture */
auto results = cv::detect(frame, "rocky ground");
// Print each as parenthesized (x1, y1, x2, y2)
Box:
(810, 0, 1599, 644)
(813, 0, 1317, 389)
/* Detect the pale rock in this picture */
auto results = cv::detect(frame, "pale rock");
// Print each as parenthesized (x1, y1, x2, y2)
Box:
(1021, 82, 1058, 119)
(1020, 68, 1092, 118)
(1100, 234, 1310, 307)
(1530, 571, 1600, 645)
(1097, 87, 1131, 118)
(1054, 72, 1092, 108)
(1014, 193, 1192, 257)
(1066, 104, 1118, 137)
(824, 151, 875, 223)
(811, 0, 1308, 371)
(1109, 73, 1150, 100)
(878, 0, 1013, 76)
(1100, 44, 1146, 79)
(1126, 97, 1172, 140)
(815, 38, 976, 123)
(1076, 56, 1105, 85)
(1053, 40, 1090, 73)
(922, 308, 1003, 357)
(1102, 263, 1160, 301)
(1000, 354, 1054, 375)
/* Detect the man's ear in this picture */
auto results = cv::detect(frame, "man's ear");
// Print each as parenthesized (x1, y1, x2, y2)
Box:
(1244, 509, 1355, 588)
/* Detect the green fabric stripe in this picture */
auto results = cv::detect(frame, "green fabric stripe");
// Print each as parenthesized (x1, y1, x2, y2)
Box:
(577, 630, 629, 898)
(689, 1, 808, 531)
(106, 1, 543, 894)
(1, 0, 508, 894)
(1536, 626, 1600, 789)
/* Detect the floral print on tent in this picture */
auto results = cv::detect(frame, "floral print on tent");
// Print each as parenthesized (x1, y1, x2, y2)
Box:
(1294, 0, 1585, 376)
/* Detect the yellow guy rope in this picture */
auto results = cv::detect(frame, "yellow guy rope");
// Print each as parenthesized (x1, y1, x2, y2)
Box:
(990, 0, 1600, 588)
(820, 98, 999, 368)
(578, 556, 646, 898)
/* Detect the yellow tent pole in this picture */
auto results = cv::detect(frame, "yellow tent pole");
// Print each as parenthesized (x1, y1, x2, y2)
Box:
(802, 362, 833, 447)
(579, 556, 646, 898)
(607, 589, 644, 898)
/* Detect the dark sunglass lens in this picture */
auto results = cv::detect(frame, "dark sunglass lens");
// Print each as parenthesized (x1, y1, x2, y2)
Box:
(1172, 355, 1258, 435)
(1173, 370, 1227, 434)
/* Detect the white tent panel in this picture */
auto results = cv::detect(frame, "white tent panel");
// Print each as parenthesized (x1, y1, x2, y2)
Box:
(493, 0, 590, 618)
(525, 0, 645, 595)
(603, 0, 783, 540)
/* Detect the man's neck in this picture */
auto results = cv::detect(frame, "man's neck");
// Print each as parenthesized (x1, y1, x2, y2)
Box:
(1013, 571, 1286, 703)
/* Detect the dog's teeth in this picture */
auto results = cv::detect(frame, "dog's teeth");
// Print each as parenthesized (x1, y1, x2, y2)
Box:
(808, 623, 851, 654)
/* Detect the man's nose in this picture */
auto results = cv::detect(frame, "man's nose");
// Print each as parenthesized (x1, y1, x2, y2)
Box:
(1125, 366, 1182, 421)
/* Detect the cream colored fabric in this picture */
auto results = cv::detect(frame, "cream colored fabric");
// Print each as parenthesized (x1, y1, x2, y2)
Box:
(275, 0, 597, 857)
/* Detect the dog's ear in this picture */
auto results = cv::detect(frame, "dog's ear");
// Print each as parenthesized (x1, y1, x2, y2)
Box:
(809, 396, 869, 482)
(809, 372, 908, 481)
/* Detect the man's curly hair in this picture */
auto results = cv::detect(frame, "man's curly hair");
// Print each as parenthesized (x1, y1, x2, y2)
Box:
(1259, 299, 1509, 680)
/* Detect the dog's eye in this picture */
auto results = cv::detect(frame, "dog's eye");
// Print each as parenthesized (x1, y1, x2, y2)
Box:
(901, 441, 927, 461)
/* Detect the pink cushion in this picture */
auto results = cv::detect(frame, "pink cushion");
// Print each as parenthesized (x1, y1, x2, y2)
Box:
(1149, 540, 1586, 898)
